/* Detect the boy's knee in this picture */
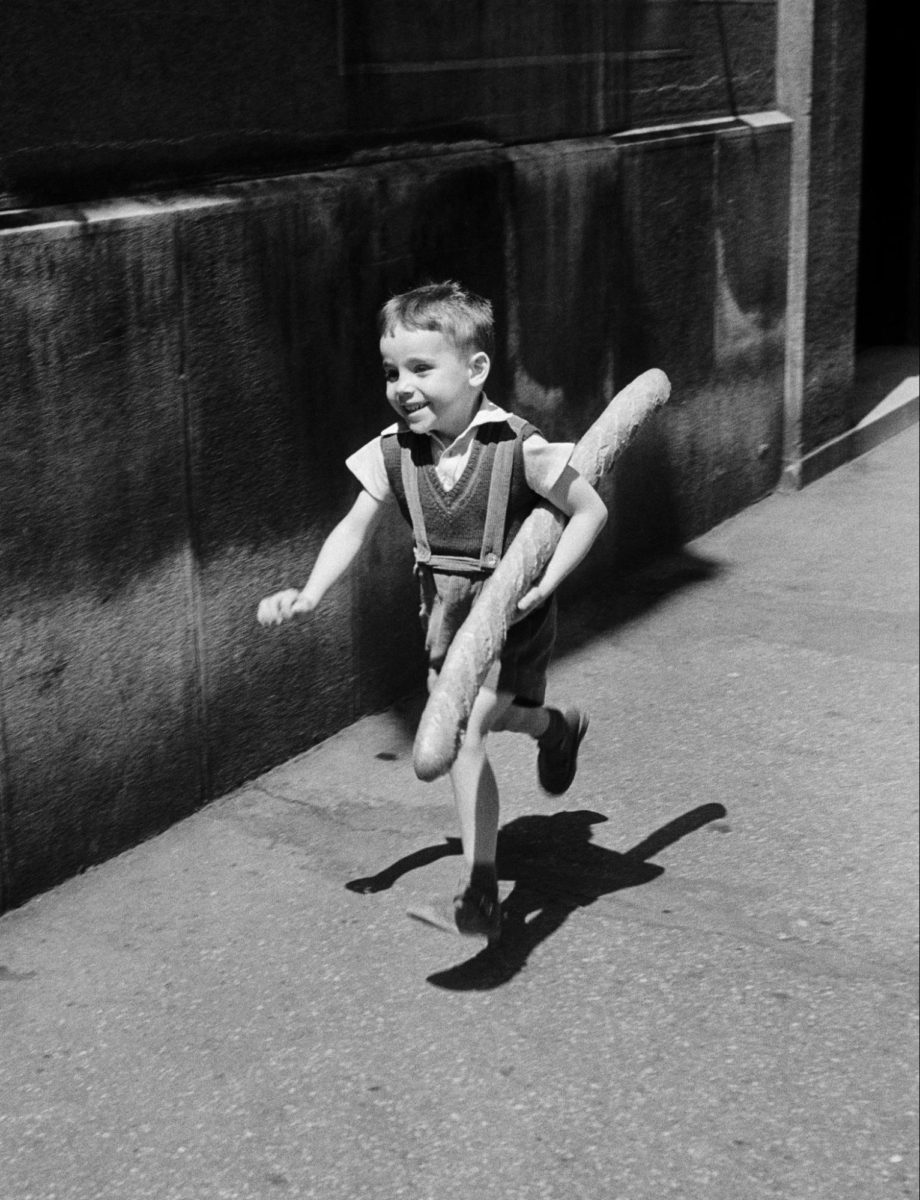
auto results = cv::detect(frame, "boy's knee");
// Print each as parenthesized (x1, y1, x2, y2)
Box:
(475, 689, 515, 735)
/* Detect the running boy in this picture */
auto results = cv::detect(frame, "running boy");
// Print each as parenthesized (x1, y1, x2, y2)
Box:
(257, 282, 607, 940)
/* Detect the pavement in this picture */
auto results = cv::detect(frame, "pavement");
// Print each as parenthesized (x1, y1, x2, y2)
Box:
(1, 396, 918, 1199)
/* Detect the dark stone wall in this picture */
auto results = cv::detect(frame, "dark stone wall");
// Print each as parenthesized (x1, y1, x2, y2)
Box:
(0, 218, 201, 898)
(0, 0, 777, 205)
(0, 117, 789, 909)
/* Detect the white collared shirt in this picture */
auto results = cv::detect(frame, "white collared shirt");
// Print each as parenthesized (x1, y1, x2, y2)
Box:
(345, 396, 574, 502)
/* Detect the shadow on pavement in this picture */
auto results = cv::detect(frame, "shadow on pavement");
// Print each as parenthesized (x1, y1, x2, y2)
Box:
(346, 802, 727, 991)
(553, 548, 723, 661)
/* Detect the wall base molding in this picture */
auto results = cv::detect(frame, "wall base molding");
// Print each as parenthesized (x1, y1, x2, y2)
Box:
(781, 363, 919, 490)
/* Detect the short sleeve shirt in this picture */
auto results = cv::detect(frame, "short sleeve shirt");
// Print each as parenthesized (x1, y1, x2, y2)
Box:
(345, 396, 574, 503)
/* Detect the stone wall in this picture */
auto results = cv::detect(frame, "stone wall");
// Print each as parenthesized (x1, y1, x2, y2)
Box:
(775, 0, 867, 465)
(0, 116, 790, 908)
(800, 0, 866, 451)
(1, 0, 777, 204)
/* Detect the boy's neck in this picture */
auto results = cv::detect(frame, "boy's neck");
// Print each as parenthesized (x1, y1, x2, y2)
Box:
(433, 391, 484, 442)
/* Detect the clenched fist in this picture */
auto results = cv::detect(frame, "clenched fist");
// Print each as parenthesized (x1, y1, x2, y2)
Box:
(256, 589, 316, 626)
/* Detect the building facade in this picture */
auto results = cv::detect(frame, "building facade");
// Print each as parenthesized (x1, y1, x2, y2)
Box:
(0, 1, 889, 908)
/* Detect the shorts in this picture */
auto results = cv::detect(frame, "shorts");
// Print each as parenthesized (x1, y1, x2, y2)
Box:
(417, 567, 557, 706)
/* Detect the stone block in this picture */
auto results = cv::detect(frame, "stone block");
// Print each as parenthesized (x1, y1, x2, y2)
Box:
(0, 218, 201, 906)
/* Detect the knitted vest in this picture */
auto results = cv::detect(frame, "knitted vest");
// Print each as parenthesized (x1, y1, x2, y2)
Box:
(381, 415, 541, 575)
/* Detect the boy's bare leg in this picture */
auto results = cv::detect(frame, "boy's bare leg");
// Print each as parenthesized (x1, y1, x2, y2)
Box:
(495, 702, 551, 739)
(449, 685, 513, 877)
(445, 690, 587, 937)
(448, 685, 513, 936)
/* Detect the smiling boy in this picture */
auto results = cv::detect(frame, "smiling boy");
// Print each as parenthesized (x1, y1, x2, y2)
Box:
(258, 281, 607, 941)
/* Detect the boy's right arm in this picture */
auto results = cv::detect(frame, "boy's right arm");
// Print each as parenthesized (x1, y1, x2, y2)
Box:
(257, 488, 386, 626)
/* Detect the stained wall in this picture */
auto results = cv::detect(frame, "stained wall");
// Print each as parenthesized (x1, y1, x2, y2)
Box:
(2, 0, 871, 910)
(0, 118, 790, 908)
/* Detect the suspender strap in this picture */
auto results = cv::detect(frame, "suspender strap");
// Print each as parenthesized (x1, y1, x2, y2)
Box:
(400, 447, 431, 564)
(400, 432, 517, 576)
(478, 435, 515, 571)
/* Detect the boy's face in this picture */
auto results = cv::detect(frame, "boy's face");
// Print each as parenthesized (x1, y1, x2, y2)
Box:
(380, 325, 489, 439)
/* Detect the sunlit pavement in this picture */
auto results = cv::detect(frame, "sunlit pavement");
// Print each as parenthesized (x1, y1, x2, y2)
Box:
(1, 414, 917, 1200)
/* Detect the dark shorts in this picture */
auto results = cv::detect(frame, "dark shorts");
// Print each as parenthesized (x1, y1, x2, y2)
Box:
(418, 568, 557, 706)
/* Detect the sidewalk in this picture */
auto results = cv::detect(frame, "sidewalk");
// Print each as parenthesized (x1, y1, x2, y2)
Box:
(1, 418, 917, 1200)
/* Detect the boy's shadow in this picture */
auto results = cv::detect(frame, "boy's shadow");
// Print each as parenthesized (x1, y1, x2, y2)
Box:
(345, 803, 727, 991)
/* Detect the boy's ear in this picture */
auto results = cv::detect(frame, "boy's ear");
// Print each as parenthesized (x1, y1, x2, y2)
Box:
(468, 351, 491, 386)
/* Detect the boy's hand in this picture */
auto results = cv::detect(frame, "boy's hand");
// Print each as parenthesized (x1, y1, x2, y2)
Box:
(257, 589, 316, 626)
(516, 586, 546, 619)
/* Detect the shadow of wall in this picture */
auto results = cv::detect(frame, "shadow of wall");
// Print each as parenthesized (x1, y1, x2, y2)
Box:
(0, 118, 789, 909)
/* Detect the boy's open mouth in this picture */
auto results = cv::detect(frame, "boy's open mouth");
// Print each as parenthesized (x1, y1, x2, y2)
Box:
(403, 401, 428, 415)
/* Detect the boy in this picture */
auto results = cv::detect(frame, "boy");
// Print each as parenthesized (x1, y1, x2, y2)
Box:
(257, 282, 607, 941)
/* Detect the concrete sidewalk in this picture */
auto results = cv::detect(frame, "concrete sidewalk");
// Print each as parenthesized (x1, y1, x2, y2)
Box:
(1, 422, 917, 1200)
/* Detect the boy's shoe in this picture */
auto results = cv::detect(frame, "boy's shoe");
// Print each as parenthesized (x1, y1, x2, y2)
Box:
(537, 708, 590, 795)
(453, 885, 502, 942)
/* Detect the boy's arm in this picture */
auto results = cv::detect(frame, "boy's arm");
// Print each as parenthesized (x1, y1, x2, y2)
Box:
(517, 464, 607, 615)
(257, 488, 386, 625)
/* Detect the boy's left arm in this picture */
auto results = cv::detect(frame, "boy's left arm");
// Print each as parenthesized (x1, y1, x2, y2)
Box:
(517, 464, 607, 616)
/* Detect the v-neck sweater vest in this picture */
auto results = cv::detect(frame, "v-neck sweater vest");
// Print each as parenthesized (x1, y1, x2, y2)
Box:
(381, 415, 541, 568)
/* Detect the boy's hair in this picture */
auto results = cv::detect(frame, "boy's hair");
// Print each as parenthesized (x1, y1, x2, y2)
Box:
(378, 281, 494, 358)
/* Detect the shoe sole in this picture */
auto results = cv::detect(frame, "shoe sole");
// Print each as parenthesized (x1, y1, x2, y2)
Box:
(408, 900, 500, 941)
